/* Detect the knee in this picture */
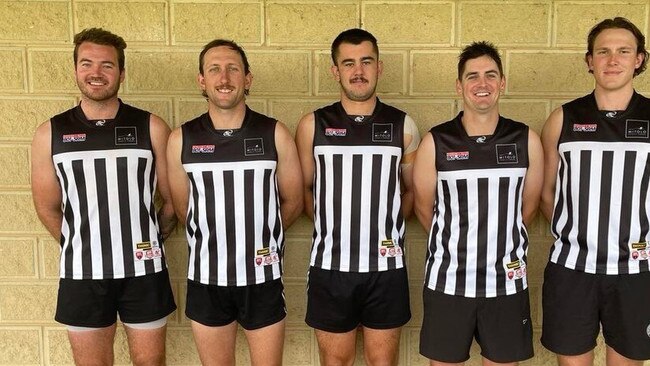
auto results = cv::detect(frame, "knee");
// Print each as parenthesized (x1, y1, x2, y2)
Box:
(319, 351, 355, 366)
(363, 349, 398, 366)
(131, 352, 165, 366)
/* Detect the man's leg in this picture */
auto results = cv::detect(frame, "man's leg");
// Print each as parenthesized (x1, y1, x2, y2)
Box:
(67, 324, 117, 366)
(362, 326, 401, 366)
(244, 318, 286, 366)
(315, 328, 357, 366)
(124, 320, 168, 366)
(191, 320, 238, 366)
(556, 352, 594, 366)
(606, 346, 644, 366)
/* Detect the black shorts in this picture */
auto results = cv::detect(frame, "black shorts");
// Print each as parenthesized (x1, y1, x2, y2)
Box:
(419, 288, 533, 363)
(185, 278, 286, 330)
(305, 267, 411, 333)
(55, 269, 176, 328)
(541, 262, 650, 360)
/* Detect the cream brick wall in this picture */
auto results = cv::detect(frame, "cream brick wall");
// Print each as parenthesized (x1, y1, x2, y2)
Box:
(0, 1, 648, 365)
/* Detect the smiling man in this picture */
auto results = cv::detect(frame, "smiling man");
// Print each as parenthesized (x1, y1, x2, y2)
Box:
(413, 41, 543, 366)
(540, 17, 650, 366)
(295, 28, 420, 365)
(31, 28, 177, 366)
(166, 39, 303, 366)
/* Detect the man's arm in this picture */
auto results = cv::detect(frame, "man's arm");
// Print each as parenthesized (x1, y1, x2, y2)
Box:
(31, 120, 63, 240)
(400, 115, 421, 218)
(540, 107, 563, 221)
(521, 129, 544, 227)
(275, 121, 304, 230)
(150, 114, 177, 239)
(412, 132, 437, 233)
(295, 113, 315, 221)
(166, 127, 190, 226)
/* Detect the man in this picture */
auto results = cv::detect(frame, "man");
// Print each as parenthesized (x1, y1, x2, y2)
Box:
(540, 17, 650, 366)
(31, 28, 176, 366)
(412, 41, 543, 366)
(166, 39, 303, 366)
(295, 28, 420, 365)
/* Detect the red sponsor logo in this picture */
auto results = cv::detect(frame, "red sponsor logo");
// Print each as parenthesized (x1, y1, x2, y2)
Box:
(192, 144, 215, 153)
(507, 271, 514, 280)
(446, 151, 469, 161)
(256, 257, 263, 265)
(573, 124, 597, 132)
(325, 128, 347, 137)
(380, 248, 387, 257)
(632, 251, 639, 260)
(135, 251, 143, 260)
(62, 133, 86, 143)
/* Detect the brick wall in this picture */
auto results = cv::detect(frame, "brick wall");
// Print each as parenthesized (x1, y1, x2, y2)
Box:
(0, 1, 648, 365)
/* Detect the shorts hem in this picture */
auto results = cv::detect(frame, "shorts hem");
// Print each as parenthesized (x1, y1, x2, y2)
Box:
(480, 350, 534, 363)
(119, 304, 176, 325)
(241, 312, 286, 331)
(55, 315, 116, 328)
(362, 316, 411, 330)
(305, 318, 358, 333)
(541, 337, 596, 356)
(605, 341, 650, 361)
(419, 349, 469, 364)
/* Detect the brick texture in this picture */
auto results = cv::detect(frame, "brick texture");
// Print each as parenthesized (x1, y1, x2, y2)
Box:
(1, 1, 649, 365)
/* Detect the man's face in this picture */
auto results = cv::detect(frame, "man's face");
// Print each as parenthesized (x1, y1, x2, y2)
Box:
(198, 46, 251, 110)
(456, 55, 504, 114)
(75, 42, 124, 102)
(587, 28, 644, 92)
(331, 41, 382, 103)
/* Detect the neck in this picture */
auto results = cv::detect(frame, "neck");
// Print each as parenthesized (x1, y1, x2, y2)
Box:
(207, 102, 247, 129)
(594, 85, 634, 111)
(79, 97, 120, 119)
(460, 108, 500, 136)
(340, 96, 377, 116)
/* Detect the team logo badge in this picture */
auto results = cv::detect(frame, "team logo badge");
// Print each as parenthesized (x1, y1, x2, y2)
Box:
(508, 271, 514, 280)
(380, 248, 387, 257)
(605, 111, 617, 118)
(496, 144, 518, 164)
(192, 144, 215, 153)
(62, 133, 86, 143)
(475, 136, 487, 143)
(372, 123, 393, 142)
(244, 138, 264, 156)
(222, 129, 233, 137)
(446, 151, 469, 161)
(135, 251, 143, 260)
(95, 119, 106, 126)
(115, 126, 137, 145)
(354, 116, 365, 123)
(573, 123, 597, 132)
(256, 257, 263, 265)
(325, 128, 347, 136)
(625, 119, 649, 139)
(632, 251, 639, 260)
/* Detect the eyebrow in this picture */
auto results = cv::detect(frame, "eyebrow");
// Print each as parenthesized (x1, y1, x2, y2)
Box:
(340, 56, 376, 64)
(78, 58, 116, 65)
(464, 69, 499, 78)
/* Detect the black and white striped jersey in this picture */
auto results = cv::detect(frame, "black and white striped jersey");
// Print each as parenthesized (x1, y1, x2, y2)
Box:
(550, 92, 650, 275)
(51, 101, 165, 280)
(310, 100, 406, 272)
(424, 113, 530, 298)
(181, 107, 283, 286)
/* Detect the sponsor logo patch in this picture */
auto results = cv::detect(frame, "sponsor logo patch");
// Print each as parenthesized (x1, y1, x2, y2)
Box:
(115, 126, 137, 145)
(244, 138, 264, 156)
(191, 144, 215, 153)
(625, 119, 649, 139)
(62, 133, 86, 143)
(325, 128, 347, 137)
(573, 123, 597, 132)
(372, 123, 393, 142)
(446, 151, 469, 161)
(496, 143, 518, 164)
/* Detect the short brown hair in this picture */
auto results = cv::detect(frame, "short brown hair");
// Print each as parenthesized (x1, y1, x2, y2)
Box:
(73, 28, 127, 71)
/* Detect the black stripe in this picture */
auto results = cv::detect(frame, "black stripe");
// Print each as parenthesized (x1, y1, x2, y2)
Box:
(269, 169, 282, 280)
(556, 152, 574, 265)
(72, 160, 92, 279)
(57, 162, 75, 277)
(331, 154, 343, 269)
(511, 177, 524, 293)
(638, 153, 650, 272)
(435, 180, 452, 292)
(596, 151, 613, 269)
(202, 171, 218, 284)
(223, 171, 237, 284)
(349, 154, 363, 272)
(94, 158, 113, 278)
(314, 155, 328, 268)
(368, 154, 382, 271)
(384, 155, 400, 270)
(455, 179, 468, 296)
(137, 157, 154, 275)
(116, 156, 135, 276)
(495, 177, 509, 296)
(575, 150, 592, 270)
(244, 169, 257, 283)
(188, 173, 203, 282)
(476, 177, 489, 294)
(617, 151, 636, 274)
